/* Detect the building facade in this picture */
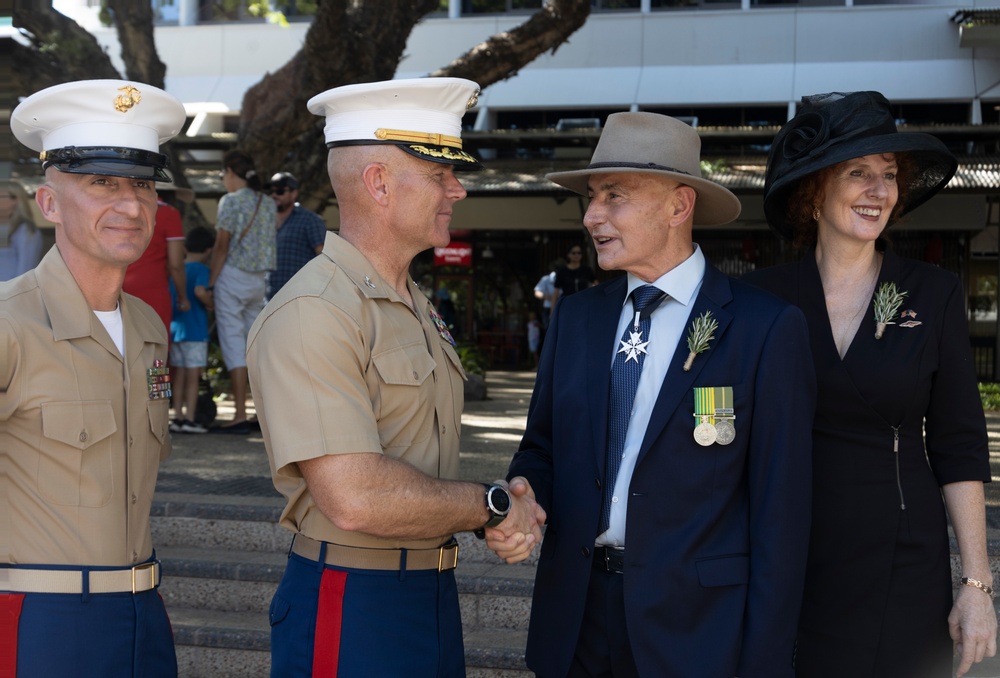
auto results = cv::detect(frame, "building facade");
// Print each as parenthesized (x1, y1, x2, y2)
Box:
(30, 0, 1000, 372)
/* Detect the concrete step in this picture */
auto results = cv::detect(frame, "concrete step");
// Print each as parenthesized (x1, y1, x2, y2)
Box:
(151, 498, 287, 553)
(169, 606, 531, 677)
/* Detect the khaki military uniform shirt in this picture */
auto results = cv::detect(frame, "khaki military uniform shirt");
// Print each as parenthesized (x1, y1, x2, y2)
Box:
(0, 247, 171, 567)
(247, 232, 465, 550)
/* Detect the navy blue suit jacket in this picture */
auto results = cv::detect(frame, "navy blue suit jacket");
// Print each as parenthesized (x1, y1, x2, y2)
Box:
(508, 263, 816, 678)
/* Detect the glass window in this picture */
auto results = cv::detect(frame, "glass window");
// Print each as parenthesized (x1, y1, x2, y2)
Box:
(197, 0, 317, 22)
(592, 0, 641, 9)
(154, 0, 180, 22)
(462, 0, 542, 13)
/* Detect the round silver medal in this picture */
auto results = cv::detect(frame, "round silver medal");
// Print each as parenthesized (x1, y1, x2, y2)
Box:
(714, 419, 736, 445)
(694, 421, 717, 446)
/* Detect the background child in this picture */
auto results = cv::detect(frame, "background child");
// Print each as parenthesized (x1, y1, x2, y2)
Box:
(170, 226, 215, 434)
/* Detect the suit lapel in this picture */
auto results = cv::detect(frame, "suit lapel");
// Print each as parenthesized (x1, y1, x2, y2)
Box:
(588, 277, 629, 474)
(637, 264, 734, 464)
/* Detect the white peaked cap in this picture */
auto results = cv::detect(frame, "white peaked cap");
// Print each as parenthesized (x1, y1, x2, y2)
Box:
(12, 79, 186, 181)
(307, 78, 483, 169)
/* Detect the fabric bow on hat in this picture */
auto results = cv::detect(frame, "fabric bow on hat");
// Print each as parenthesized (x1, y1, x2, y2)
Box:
(762, 91, 957, 241)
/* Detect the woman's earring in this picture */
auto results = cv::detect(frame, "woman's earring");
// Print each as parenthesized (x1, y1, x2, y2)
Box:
(812, 207, 821, 222)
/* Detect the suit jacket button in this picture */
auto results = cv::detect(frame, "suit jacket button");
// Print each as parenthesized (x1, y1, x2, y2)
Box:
(595, 478, 601, 490)
(581, 547, 591, 557)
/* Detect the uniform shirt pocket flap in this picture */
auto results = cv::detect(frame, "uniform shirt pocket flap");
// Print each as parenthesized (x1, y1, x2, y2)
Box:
(442, 343, 467, 380)
(147, 400, 169, 446)
(695, 554, 749, 588)
(372, 343, 436, 386)
(41, 401, 117, 450)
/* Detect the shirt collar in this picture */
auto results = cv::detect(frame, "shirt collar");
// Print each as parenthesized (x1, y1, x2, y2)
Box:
(624, 244, 705, 308)
(35, 246, 165, 349)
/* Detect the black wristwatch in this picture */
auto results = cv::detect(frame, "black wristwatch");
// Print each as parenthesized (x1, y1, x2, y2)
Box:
(473, 483, 511, 539)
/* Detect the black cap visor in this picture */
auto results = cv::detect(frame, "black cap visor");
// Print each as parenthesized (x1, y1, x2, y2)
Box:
(41, 146, 172, 182)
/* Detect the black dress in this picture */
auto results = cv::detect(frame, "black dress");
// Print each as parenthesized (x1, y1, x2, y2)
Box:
(746, 247, 990, 678)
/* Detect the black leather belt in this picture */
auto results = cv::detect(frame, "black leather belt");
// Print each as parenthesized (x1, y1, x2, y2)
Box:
(593, 546, 625, 574)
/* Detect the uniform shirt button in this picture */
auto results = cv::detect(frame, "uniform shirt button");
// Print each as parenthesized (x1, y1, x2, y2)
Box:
(441, 425, 446, 435)
(412, 370, 419, 380)
(129, 436, 134, 447)
(79, 431, 87, 443)
(612, 496, 619, 504)
(581, 547, 591, 558)
(131, 493, 137, 505)
(132, 551, 138, 563)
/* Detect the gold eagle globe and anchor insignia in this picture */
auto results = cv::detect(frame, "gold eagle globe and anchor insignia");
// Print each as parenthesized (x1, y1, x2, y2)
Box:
(114, 85, 143, 113)
(466, 88, 480, 110)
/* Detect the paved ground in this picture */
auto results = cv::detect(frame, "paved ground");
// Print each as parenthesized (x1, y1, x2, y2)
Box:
(158, 369, 1000, 677)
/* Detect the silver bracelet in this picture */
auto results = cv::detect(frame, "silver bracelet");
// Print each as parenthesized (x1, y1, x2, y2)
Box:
(961, 577, 995, 600)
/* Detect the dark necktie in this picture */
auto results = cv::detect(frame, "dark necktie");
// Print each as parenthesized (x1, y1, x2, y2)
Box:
(599, 285, 667, 536)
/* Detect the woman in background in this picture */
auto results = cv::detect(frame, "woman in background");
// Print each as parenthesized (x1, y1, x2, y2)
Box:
(0, 180, 44, 280)
(208, 149, 277, 433)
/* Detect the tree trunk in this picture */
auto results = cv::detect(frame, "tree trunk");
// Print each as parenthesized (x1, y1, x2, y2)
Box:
(12, 7, 120, 91)
(104, 0, 167, 87)
(12, 0, 593, 220)
(240, 0, 591, 214)
(238, 0, 440, 212)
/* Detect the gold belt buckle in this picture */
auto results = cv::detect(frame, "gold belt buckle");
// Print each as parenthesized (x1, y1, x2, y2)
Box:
(438, 542, 459, 572)
(131, 562, 157, 593)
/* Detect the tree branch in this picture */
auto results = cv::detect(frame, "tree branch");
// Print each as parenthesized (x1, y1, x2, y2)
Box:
(430, 0, 591, 84)
(104, 0, 167, 87)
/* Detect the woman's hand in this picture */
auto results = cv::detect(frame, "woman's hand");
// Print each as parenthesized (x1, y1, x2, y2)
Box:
(950, 583, 998, 677)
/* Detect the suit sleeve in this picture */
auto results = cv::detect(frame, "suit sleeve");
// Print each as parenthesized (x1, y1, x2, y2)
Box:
(739, 303, 816, 678)
(507, 297, 560, 512)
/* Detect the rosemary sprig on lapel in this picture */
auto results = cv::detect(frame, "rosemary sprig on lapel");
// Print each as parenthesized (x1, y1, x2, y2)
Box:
(873, 282, 907, 340)
(683, 311, 718, 372)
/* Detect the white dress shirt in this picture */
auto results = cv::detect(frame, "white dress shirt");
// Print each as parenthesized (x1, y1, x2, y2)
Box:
(596, 245, 706, 547)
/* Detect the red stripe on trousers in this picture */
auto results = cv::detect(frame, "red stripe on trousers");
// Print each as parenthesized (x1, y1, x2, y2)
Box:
(0, 593, 25, 678)
(313, 569, 348, 677)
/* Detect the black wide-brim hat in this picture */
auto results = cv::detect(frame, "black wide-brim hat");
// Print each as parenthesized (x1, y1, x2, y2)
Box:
(763, 91, 957, 241)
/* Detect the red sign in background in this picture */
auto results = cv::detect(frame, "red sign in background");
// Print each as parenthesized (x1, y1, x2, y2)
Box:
(434, 241, 472, 267)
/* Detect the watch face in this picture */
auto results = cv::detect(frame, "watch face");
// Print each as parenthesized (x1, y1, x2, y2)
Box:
(489, 486, 511, 514)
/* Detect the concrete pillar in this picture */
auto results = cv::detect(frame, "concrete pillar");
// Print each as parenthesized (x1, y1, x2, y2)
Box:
(178, 0, 198, 26)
